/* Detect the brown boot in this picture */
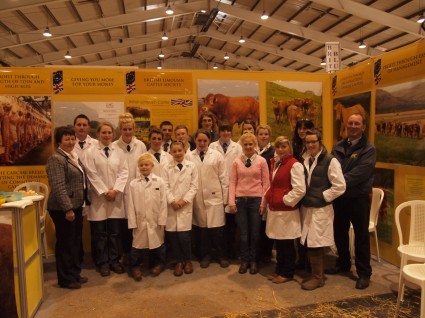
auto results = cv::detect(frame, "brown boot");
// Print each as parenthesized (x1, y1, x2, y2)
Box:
(301, 248, 324, 291)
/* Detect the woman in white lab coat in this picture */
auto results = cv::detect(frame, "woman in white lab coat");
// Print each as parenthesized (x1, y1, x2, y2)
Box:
(163, 141, 198, 276)
(209, 122, 242, 259)
(300, 129, 345, 290)
(85, 122, 129, 277)
(112, 113, 147, 265)
(188, 129, 229, 268)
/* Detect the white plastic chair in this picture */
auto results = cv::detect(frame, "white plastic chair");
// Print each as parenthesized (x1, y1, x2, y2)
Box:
(395, 263, 425, 318)
(14, 182, 49, 259)
(349, 187, 385, 263)
(395, 200, 425, 302)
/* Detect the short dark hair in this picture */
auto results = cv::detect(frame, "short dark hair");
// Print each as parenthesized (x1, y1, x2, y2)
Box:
(306, 128, 322, 143)
(149, 127, 164, 139)
(219, 122, 232, 132)
(160, 120, 173, 128)
(73, 114, 90, 126)
(54, 126, 75, 146)
(194, 129, 211, 140)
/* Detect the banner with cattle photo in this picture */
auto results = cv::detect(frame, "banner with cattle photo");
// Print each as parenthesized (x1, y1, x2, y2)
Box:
(198, 80, 259, 141)
(125, 95, 194, 141)
(333, 92, 371, 142)
(266, 81, 322, 141)
(375, 79, 425, 166)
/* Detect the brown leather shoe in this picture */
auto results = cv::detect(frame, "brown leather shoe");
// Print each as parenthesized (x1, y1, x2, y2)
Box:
(239, 263, 248, 274)
(111, 263, 125, 274)
(174, 263, 184, 276)
(100, 266, 111, 277)
(131, 268, 142, 282)
(249, 262, 258, 275)
(267, 273, 278, 281)
(151, 265, 164, 277)
(184, 261, 193, 274)
(272, 275, 293, 284)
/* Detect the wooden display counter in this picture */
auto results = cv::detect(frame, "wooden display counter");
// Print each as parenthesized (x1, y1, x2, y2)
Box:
(0, 196, 44, 318)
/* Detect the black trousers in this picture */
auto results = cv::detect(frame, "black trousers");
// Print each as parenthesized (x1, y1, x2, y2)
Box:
(275, 239, 296, 278)
(49, 207, 83, 286)
(333, 196, 372, 278)
(130, 244, 166, 270)
(166, 230, 192, 263)
(225, 213, 238, 259)
(120, 218, 133, 254)
(90, 218, 122, 268)
(198, 226, 226, 261)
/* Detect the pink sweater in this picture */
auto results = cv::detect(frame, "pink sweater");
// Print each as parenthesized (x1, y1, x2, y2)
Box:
(229, 156, 270, 207)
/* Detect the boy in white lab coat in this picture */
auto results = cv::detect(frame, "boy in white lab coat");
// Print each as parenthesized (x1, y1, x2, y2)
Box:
(163, 141, 198, 277)
(127, 153, 167, 282)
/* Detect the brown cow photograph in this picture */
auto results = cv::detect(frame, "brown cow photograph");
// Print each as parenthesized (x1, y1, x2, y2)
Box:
(198, 80, 259, 141)
(333, 92, 371, 142)
(266, 81, 322, 141)
(375, 79, 425, 166)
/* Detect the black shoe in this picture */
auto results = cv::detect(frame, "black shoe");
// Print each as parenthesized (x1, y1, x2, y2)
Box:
(355, 277, 370, 289)
(219, 258, 230, 268)
(78, 276, 88, 284)
(100, 265, 111, 277)
(60, 282, 81, 289)
(200, 258, 210, 268)
(324, 266, 350, 275)
(249, 263, 258, 275)
(239, 263, 248, 274)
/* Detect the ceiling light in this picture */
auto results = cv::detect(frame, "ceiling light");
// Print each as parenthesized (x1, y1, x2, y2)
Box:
(161, 32, 168, 40)
(224, 53, 229, 60)
(261, 11, 269, 20)
(64, 51, 72, 59)
(320, 59, 326, 66)
(239, 36, 246, 43)
(42, 27, 52, 37)
(417, 14, 425, 23)
(213, 64, 218, 69)
(157, 65, 162, 70)
(358, 41, 367, 49)
(158, 51, 165, 58)
(165, 5, 174, 15)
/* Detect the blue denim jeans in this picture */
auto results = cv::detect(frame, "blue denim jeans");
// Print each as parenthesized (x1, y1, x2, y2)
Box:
(235, 197, 262, 264)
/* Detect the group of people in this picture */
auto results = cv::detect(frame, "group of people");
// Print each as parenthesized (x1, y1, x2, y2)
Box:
(46, 110, 376, 293)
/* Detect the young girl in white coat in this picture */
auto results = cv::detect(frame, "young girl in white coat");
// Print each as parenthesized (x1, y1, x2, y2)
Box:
(163, 141, 198, 276)
(188, 129, 229, 268)
(85, 122, 129, 277)
(127, 153, 167, 281)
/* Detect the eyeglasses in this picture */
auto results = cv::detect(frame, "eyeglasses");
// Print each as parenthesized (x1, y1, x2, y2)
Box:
(305, 140, 319, 145)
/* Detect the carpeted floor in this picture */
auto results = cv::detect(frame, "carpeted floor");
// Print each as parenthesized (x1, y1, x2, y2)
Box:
(212, 292, 420, 318)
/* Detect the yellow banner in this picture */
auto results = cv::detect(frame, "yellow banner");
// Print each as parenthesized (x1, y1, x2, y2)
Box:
(53, 68, 127, 94)
(331, 60, 373, 98)
(125, 95, 194, 140)
(0, 166, 48, 192)
(0, 68, 51, 95)
(374, 39, 425, 87)
(135, 71, 192, 95)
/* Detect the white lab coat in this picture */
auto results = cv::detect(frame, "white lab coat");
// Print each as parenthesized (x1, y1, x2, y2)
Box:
(163, 159, 198, 232)
(127, 173, 167, 249)
(148, 148, 172, 179)
(85, 142, 129, 221)
(74, 135, 98, 166)
(187, 148, 229, 228)
(209, 139, 242, 212)
(300, 149, 346, 247)
(74, 135, 97, 216)
(113, 137, 147, 215)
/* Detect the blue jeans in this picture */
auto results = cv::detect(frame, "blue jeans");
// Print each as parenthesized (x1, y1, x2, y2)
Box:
(235, 197, 262, 264)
